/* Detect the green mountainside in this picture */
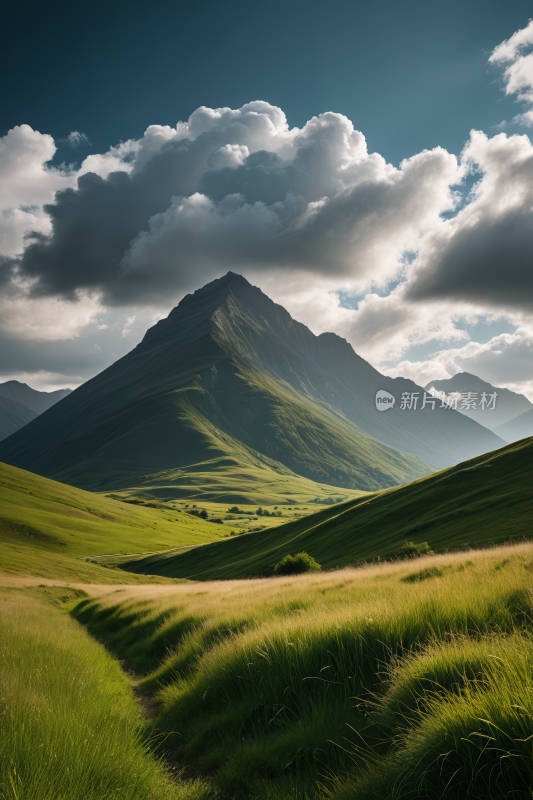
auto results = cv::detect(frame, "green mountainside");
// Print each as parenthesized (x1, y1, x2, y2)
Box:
(115, 437, 533, 580)
(0, 273, 504, 494)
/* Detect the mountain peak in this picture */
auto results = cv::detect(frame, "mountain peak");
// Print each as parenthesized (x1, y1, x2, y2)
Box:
(142, 272, 276, 348)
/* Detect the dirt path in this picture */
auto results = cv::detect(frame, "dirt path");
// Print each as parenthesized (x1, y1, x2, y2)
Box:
(119, 659, 207, 783)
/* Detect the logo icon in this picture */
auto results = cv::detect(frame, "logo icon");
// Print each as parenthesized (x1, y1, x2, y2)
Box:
(375, 389, 396, 411)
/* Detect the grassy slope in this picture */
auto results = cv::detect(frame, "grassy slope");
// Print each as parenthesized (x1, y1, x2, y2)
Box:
(0, 460, 240, 582)
(72, 545, 533, 799)
(126, 456, 357, 505)
(116, 437, 533, 580)
(0, 586, 209, 800)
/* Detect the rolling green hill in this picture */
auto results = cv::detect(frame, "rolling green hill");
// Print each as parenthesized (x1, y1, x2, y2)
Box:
(0, 274, 504, 496)
(113, 437, 533, 580)
(0, 460, 233, 581)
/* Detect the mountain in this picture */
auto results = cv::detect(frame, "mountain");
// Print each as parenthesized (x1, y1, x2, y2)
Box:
(424, 372, 532, 430)
(0, 396, 39, 442)
(0, 381, 72, 442)
(117, 436, 533, 580)
(0, 380, 72, 415)
(0, 274, 504, 493)
(493, 407, 533, 443)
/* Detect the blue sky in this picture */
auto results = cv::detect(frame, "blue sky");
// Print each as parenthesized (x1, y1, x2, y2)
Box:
(3, 0, 532, 164)
(1, 0, 533, 398)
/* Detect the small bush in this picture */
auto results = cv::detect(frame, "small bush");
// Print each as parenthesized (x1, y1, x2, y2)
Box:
(398, 540, 432, 558)
(274, 552, 321, 575)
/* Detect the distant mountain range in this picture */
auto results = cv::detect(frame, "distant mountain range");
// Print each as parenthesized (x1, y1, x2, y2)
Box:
(0, 381, 71, 442)
(494, 408, 533, 443)
(425, 372, 533, 430)
(0, 274, 505, 493)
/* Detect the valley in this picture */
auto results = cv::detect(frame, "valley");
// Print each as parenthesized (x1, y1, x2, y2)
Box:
(1, 275, 532, 800)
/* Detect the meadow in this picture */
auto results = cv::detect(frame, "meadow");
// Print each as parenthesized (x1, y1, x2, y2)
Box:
(0, 460, 341, 582)
(2, 440, 533, 799)
(105, 437, 533, 580)
(0, 585, 211, 800)
(70, 542, 533, 799)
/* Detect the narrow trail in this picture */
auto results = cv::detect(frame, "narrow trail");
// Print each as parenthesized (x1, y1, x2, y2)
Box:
(120, 660, 161, 720)
(120, 659, 208, 785)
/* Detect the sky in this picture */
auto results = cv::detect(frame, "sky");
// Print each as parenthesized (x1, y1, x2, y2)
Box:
(1, 0, 533, 398)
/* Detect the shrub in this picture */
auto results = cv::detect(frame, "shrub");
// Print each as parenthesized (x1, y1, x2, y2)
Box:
(199, 509, 208, 519)
(274, 552, 321, 575)
(399, 540, 432, 558)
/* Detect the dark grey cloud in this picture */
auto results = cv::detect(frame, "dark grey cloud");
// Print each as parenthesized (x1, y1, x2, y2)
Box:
(407, 206, 533, 309)
(14, 131, 224, 303)
(406, 130, 533, 312)
(2, 105, 459, 307)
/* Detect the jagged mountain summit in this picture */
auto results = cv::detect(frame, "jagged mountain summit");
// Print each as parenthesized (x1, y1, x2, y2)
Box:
(425, 372, 532, 430)
(0, 273, 504, 494)
(0, 381, 72, 442)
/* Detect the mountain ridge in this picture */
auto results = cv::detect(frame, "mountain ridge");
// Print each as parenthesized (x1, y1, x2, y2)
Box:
(425, 372, 532, 430)
(494, 407, 533, 443)
(0, 273, 504, 492)
(0, 381, 72, 442)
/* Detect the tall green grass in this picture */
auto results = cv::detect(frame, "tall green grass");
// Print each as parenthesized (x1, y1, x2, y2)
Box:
(73, 544, 533, 799)
(0, 589, 212, 800)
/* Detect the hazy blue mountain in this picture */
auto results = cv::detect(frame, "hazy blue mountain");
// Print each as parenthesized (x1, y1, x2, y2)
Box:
(0, 396, 39, 442)
(424, 372, 532, 430)
(0, 274, 505, 493)
(0, 381, 72, 416)
(0, 382, 72, 442)
(493, 408, 533, 443)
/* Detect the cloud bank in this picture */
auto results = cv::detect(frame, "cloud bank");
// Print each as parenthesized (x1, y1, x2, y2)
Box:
(2, 23, 533, 398)
(1, 104, 459, 305)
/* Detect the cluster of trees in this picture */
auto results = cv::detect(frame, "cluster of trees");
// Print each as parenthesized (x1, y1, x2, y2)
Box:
(227, 506, 283, 517)
(185, 506, 223, 523)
